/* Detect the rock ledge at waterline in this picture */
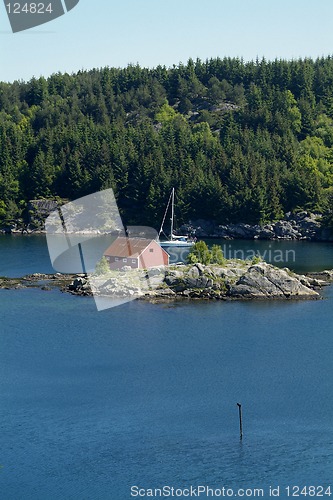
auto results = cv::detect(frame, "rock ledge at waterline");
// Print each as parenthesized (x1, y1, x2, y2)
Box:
(67, 262, 332, 301)
(1, 263, 331, 300)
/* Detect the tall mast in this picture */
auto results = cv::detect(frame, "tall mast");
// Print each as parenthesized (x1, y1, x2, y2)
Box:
(170, 188, 175, 240)
(159, 189, 173, 238)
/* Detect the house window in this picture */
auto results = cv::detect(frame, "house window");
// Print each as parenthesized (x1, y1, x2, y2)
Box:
(149, 248, 154, 253)
(115, 257, 119, 262)
(132, 259, 136, 264)
(123, 258, 127, 263)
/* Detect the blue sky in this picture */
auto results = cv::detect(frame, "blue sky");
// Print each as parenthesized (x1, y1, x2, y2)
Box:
(1, 0, 333, 82)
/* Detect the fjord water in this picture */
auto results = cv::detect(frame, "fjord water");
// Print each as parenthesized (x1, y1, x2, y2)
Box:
(1, 234, 333, 276)
(0, 236, 332, 499)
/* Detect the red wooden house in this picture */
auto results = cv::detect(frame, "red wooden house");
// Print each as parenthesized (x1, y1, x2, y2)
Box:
(104, 237, 169, 270)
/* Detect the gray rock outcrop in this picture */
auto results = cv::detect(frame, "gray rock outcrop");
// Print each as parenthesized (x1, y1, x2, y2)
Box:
(64, 261, 323, 301)
(147, 261, 322, 300)
(180, 212, 333, 241)
(227, 264, 319, 299)
(1, 265, 329, 302)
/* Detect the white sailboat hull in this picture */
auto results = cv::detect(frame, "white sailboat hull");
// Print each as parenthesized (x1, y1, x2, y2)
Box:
(159, 240, 194, 248)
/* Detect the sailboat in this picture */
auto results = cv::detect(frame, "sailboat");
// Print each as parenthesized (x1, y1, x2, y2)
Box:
(158, 188, 195, 248)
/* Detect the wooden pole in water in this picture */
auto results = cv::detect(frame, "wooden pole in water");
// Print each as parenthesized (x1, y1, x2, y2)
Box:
(237, 403, 243, 440)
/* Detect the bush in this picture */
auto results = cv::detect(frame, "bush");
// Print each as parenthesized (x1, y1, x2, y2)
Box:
(210, 244, 226, 265)
(94, 256, 110, 275)
(187, 241, 225, 265)
(251, 255, 263, 265)
(187, 241, 211, 265)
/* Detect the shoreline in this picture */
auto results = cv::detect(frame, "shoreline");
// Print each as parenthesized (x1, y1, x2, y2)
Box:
(1, 263, 332, 302)
(179, 213, 333, 242)
(1, 211, 333, 242)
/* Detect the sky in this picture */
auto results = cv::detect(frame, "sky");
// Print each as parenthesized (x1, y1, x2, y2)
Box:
(1, 0, 333, 82)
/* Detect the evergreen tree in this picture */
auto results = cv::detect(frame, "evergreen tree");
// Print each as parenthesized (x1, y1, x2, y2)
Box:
(2, 56, 333, 227)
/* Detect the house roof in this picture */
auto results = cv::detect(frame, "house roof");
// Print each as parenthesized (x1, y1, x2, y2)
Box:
(104, 237, 166, 258)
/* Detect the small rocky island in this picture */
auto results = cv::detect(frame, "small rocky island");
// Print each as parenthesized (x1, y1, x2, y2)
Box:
(3, 261, 332, 301)
(78, 261, 330, 301)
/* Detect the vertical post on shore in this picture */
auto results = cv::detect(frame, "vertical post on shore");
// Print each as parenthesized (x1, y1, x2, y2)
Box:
(57, 207, 87, 276)
(78, 242, 87, 275)
(237, 403, 243, 440)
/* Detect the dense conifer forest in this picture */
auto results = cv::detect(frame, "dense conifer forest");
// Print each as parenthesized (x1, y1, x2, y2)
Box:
(1, 56, 333, 228)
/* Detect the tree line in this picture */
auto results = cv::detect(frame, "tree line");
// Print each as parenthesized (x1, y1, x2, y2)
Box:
(1, 55, 333, 228)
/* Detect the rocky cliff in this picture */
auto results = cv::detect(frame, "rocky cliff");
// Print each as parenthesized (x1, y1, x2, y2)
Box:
(180, 212, 333, 241)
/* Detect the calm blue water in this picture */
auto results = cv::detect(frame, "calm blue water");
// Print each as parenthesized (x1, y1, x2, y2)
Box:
(0, 236, 332, 499)
(1, 234, 333, 276)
